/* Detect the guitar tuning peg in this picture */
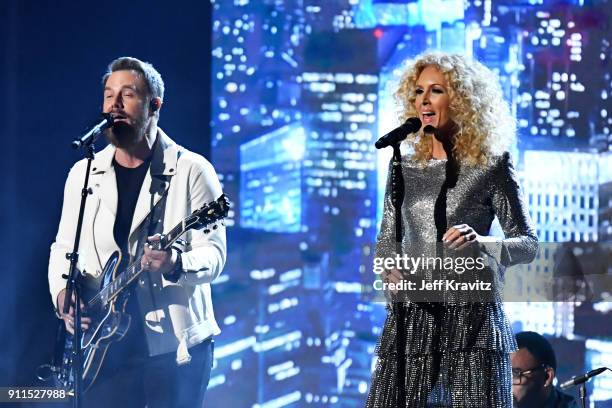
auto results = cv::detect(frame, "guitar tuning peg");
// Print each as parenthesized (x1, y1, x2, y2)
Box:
(212, 225, 218, 230)
(204, 229, 210, 234)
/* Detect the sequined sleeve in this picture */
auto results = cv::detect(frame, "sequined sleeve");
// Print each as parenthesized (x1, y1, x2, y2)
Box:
(483, 152, 538, 266)
(375, 160, 399, 262)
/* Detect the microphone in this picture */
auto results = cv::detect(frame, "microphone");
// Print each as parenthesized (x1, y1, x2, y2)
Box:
(560, 367, 608, 390)
(72, 113, 114, 149)
(375, 117, 422, 149)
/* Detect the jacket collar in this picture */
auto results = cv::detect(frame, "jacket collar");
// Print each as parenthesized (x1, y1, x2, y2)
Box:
(91, 128, 179, 177)
(89, 128, 179, 244)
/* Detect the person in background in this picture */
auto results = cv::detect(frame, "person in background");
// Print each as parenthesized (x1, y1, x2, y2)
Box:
(512, 331, 578, 408)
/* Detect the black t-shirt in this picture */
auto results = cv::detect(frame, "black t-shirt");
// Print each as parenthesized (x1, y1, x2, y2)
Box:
(113, 157, 150, 255)
(545, 387, 579, 408)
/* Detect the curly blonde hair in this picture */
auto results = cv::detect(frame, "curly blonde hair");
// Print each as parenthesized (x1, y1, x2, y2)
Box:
(395, 53, 516, 166)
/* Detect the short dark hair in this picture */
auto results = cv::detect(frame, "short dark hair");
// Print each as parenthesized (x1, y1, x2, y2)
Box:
(102, 56, 164, 101)
(515, 331, 557, 371)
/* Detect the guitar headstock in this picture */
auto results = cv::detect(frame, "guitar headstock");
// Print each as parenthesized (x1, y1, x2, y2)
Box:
(186, 194, 230, 231)
(156, 194, 230, 251)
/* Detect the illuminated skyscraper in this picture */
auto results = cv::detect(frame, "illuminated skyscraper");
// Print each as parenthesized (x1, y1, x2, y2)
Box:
(522, 150, 611, 243)
(240, 123, 306, 233)
(517, 5, 610, 145)
(508, 149, 611, 363)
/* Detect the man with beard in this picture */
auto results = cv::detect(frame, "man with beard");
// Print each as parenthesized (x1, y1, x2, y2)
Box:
(48, 57, 226, 407)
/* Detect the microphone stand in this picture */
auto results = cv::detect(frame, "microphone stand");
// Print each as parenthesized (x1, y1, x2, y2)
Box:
(61, 140, 98, 408)
(579, 383, 586, 408)
(386, 127, 455, 404)
(560, 367, 610, 408)
(390, 143, 406, 405)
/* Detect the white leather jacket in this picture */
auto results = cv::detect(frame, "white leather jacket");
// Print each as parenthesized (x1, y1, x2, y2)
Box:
(48, 129, 226, 364)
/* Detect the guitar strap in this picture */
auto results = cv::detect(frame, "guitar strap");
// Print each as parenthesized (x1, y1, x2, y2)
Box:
(131, 174, 170, 344)
(130, 158, 191, 357)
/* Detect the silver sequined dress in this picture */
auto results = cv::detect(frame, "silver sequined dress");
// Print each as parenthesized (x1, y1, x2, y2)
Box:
(366, 152, 538, 408)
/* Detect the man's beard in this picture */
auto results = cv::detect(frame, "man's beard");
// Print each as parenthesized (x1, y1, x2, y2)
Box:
(105, 119, 147, 149)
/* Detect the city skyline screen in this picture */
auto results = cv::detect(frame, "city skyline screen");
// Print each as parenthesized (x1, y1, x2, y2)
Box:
(209, 1, 611, 406)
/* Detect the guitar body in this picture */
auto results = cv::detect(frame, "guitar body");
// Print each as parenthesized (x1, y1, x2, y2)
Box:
(54, 251, 132, 393)
(42, 194, 230, 393)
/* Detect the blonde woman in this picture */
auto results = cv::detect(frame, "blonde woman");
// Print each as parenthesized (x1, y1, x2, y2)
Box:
(367, 53, 538, 407)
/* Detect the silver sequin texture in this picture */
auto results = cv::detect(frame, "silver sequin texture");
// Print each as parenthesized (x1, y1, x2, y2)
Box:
(366, 153, 538, 408)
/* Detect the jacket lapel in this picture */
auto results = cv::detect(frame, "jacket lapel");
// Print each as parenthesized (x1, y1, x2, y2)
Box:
(90, 143, 118, 217)
(128, 129, 179, 240)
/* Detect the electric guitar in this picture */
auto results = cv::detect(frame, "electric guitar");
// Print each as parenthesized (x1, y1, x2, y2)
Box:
(39, 194, 229, 393)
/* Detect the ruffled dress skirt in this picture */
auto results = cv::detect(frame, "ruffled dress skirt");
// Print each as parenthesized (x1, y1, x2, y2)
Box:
(365, 302, 516, 408)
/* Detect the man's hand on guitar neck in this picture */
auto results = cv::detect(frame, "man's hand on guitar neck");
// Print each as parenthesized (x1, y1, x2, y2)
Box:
(141, 234, 178, 276)
(56, 288, 92, 335)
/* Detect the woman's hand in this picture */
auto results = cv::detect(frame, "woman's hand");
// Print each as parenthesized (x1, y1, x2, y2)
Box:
(442, 224, 482, 250)
(382, 268, 404, 295)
